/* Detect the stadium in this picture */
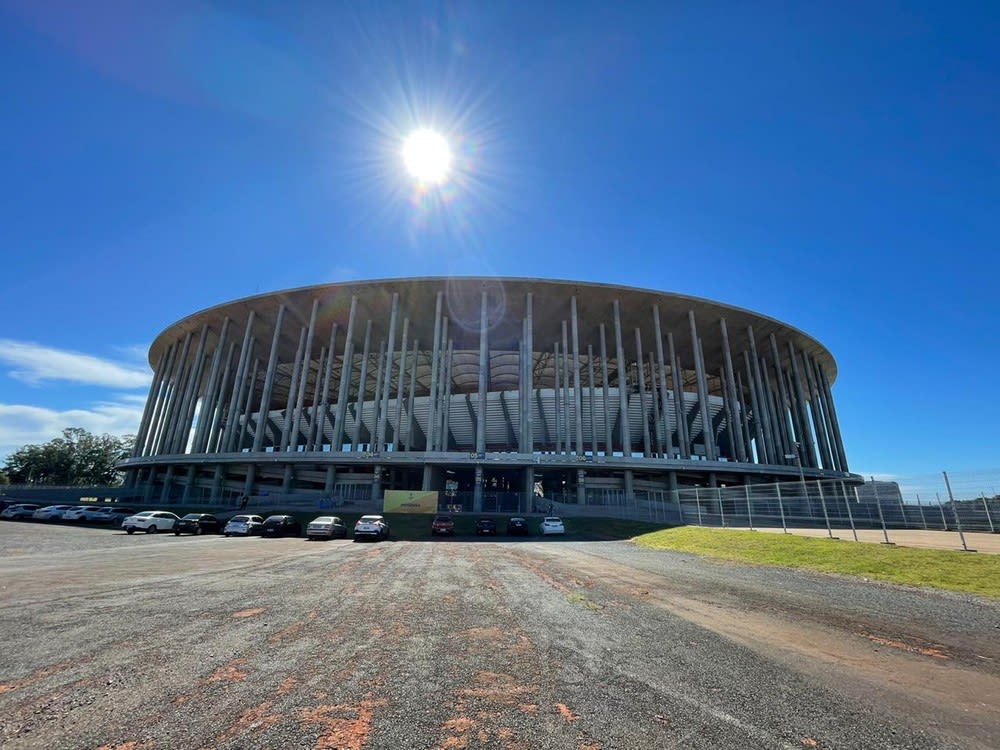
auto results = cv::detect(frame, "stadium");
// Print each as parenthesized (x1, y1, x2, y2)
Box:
(119, 277, 858, 512)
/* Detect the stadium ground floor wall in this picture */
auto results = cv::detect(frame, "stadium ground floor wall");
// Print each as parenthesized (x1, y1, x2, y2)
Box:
(123, 451, 860, 515)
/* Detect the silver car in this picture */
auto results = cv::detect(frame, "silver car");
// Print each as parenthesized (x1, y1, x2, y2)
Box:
(306, 515, 347, 540)
(223, 515, 265, 537)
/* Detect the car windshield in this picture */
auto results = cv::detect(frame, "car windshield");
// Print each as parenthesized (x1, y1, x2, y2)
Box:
(311, 517, 333, 523)
(544, 517, 562, 523)
(229, 516, 249, 523)
(134, 511, 154, 517)
(181, 514, 201, 520)
(359, 516, 382, 522)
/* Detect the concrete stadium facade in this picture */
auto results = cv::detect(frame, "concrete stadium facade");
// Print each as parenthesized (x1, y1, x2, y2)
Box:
(120, 277, 857, 511)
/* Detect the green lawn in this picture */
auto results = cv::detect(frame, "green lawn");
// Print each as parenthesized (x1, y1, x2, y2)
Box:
(633, 526, 1000, 598)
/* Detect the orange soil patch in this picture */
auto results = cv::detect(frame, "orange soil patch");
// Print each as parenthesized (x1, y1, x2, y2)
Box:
(442, 717, 476, 732)
(0, 660, 74, 694)
(579, 744, 602, 750)
(518, 703, 538, 714)
(95, 743, 154, 750)
(858, 632, 949, 659)
(299, 697, 386, 750)
(171, 694, 188, 706)
(217, 701, 281, 741)
(203, 658, 249, 684)
(232, 607, 266, 618)
(276, 676, 298, 695)
(555, 703, 579, 722)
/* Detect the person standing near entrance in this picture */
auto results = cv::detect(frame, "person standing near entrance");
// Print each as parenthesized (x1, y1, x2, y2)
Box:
(240, 495, 249, 511)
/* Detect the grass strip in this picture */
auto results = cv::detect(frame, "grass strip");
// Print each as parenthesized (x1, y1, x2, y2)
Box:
(633, 526, 1000, 599)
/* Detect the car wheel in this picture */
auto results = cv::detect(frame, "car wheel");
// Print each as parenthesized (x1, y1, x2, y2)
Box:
(146, 525, 157, 534)
(224, 532, 230, 537)
(174, 530, 181, 536)
(195, 526, 203, 535)
(126, 527, 135, 535)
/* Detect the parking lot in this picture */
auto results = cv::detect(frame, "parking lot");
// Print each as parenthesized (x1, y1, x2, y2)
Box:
(1, 521, 999, 749)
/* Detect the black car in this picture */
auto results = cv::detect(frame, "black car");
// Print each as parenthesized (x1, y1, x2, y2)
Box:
(475, 518, 497, 535)
(506, 517, 530, 536)
(262, 515, 302, 538)
(173, 513, 222, 535)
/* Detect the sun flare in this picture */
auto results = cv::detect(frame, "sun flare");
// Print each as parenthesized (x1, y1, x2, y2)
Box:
(402, 129, 452, 185)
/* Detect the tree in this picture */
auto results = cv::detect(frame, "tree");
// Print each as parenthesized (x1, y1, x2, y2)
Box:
(2, 428, 135, 486)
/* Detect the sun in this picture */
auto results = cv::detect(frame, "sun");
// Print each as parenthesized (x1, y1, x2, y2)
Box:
(402, 129, 452, 185)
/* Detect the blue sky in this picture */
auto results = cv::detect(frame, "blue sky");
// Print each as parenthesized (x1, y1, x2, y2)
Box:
(0, 1, 997, 478)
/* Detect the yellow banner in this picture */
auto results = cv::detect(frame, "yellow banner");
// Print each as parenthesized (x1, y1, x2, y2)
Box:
(382, 490, 439, 514)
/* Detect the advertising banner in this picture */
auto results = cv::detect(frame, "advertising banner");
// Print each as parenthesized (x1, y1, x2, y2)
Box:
(383, 490, 439, 514)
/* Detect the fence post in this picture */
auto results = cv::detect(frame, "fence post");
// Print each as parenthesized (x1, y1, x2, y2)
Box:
(897, 494, 909, 529)
(936, 492, 948, 530)
(744, 484, 754, 531)
(718, 488, 727, 528)
(845, 483, 860, 542)
(942, 471, 975, 552)
(694, 487, 703, 526)
(871, 476, 894, 546)
(915, 493, 928, 530)
(817, 481, 838, 539)
(981, 493, 996, 534)
(675, 488, 685, 525)
(775, 482, 788, 534)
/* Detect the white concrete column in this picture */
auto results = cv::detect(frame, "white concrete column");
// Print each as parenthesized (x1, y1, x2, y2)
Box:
(613, 299, 631, 457)
(251, 304, 286, 453)
(332, 297, 358, 452)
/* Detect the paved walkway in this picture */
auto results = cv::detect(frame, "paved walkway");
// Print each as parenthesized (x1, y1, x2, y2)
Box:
(741, 526, 1000, 554)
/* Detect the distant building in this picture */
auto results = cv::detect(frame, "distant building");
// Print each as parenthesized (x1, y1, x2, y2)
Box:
(120, 277, 857, 510)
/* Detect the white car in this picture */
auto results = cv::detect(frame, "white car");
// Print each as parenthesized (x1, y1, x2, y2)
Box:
(223, 515, 265, 537)
(32, 505, 75, 521)
(82, 506, 115, 522)
(121, 511, 180, 534)
(61, 506, 96, 521)
(353, 515, 389, 541)
(539, 517, 565, 535)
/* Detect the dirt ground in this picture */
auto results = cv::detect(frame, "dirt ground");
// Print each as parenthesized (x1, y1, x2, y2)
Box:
(1, 522, 998, 749)
(743, 526, 1000, 553)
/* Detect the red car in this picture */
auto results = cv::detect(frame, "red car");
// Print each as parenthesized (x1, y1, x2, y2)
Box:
(431, 515, 455, 536)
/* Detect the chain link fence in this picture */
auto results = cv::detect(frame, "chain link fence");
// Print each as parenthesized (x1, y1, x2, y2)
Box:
(655, 470, 1000, 542)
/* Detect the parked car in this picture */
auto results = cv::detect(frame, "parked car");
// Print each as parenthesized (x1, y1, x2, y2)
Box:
(61, 506, 97, 522)
(102, 507, 138, 525)
(431, 515, 455, 536)
(223, 515, 265, 537)
(82, 506, 118, 522)
(306, 516, 347, 540)
(1, 504, 40, 520)
(32, 505, 75, 521)
(173, 513, 222, 535)
(540, 517, 566, 535)
(475, 518, 497, 536)
(506, 517, 530, 536)
(122, 511, 181, 534)
(353, 514, 389, 541)
(262, 515, 302, 538)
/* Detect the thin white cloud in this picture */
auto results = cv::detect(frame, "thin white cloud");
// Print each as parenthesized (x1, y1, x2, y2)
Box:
(0, 400, 145, 460)
(0, 339, 152, 389)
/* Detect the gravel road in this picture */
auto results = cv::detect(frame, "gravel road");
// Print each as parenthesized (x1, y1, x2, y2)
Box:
(1, 522, 998, 749)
